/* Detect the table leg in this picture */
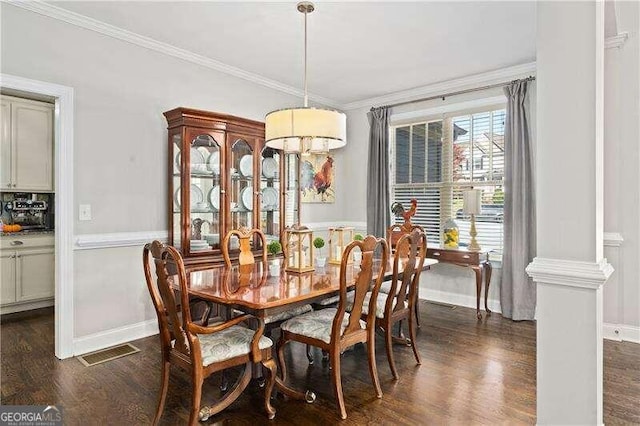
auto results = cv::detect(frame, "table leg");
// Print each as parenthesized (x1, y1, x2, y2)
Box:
(484, 261, 493, 314)
(471, 265, 482, 320)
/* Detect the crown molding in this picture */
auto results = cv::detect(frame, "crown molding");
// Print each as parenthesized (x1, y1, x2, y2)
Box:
(5, 0, 342, 109)
(11, 1, 630, 112)
(605, 32, 629, 49)
(341, 62, 537, 111)
(526, 257, 613, 290)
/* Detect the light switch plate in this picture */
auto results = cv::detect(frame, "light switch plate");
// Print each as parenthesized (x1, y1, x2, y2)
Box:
(79, 204, 92, 221)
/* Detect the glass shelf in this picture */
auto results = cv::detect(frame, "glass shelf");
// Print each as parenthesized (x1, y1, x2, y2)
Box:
(231, 174, 252, 181)
(173, 172, 221, 180)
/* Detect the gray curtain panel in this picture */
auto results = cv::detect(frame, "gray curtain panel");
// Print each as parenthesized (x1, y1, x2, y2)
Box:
(500, 81, 536, 321)
(366, 107, 391, 237)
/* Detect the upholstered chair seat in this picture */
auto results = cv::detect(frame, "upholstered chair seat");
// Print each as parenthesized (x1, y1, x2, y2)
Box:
(346, 291, 406, 319)
(281, 308, 365, 344)
(197, 326, 273, 366)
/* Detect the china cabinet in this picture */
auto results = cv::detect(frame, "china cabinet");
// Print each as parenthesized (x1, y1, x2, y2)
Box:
(164, 108, 299, 266)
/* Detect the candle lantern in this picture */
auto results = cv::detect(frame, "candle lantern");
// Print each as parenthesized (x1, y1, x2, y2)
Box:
(284, 225, 315, 273)
(328, 226, 354, 265)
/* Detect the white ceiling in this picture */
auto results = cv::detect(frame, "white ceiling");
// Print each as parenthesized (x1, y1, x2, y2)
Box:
(52, 1, 537, 106)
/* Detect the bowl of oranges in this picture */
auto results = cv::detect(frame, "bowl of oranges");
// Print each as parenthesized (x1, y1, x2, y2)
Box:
(2, 224, 22, 233)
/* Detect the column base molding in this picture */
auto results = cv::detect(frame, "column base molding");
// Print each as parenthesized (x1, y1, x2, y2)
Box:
(526, 257, 613, 290)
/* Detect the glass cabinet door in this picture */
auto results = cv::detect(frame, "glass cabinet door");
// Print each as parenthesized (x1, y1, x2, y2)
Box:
(170, 132, 183, 251)
(229, 137, 254, 238)
(185, 133, 222, 255)
(259, 146, 280, 241)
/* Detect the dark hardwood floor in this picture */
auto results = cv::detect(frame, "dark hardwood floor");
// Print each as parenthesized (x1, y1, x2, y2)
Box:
(1, 303, 639, 425)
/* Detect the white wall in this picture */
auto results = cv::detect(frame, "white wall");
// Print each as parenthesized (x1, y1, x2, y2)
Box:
(603, 1, 640, 342)
(0, 4, 346, 344)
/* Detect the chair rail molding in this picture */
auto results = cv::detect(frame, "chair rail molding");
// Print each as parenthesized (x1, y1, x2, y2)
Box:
(604, 32, 629, 49)
(526, 257, 614, 290)
(75, 231, 169, 250)
(305, 221, 367, 232)
(603, 232, 623, 247)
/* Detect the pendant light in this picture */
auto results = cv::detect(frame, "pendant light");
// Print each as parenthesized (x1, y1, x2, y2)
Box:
(265, 2, 347, 154)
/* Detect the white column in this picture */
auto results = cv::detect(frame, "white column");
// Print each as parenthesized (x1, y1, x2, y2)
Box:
(527, 2, 612, 425)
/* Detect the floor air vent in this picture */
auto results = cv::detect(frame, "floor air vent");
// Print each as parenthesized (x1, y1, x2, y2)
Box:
(77, 343, 140, 367)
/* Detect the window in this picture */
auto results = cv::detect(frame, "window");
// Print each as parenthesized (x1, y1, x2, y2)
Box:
(390, 107, 506, 254)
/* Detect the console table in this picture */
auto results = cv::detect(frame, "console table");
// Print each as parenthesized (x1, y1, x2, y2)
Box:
(426, 246, 492, 320)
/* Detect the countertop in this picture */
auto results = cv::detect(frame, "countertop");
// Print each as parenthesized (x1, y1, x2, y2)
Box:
(0, 230, 54, 237)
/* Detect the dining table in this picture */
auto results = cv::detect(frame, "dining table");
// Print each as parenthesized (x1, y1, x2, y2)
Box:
(182, 257, 438, 401)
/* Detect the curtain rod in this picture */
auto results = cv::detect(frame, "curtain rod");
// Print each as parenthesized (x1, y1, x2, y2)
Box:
(373, 75, 536, 110)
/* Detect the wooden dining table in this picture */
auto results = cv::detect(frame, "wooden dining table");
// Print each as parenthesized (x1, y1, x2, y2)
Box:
(182, 257, 437, 401)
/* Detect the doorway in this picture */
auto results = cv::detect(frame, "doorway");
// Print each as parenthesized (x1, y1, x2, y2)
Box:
(0, 73, 74, 359)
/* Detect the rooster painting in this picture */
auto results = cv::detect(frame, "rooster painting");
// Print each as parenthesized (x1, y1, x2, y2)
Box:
(301, 155, 335, 203)
(391, 199, 418, 224)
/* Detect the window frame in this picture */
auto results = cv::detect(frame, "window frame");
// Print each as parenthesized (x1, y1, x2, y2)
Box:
(389, 102, 507, 258)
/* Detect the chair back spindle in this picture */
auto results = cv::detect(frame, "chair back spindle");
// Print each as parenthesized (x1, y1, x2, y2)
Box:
(334, 235, 388, 340)
(222, 227, 268, 268)
(143, 241, 194, 355)
(387, 229, 427, 315)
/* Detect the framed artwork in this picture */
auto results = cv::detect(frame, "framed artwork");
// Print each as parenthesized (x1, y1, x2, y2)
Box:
(300, 154, 335, 203)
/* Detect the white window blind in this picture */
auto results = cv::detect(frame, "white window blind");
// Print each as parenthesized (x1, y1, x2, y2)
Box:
(390, 107, 506, 254)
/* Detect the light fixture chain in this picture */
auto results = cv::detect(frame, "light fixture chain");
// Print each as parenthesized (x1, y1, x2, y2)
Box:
(303, 8, 308, 107)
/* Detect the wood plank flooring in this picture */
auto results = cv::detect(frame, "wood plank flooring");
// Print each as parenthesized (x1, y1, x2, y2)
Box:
(1, 303, 639, 425)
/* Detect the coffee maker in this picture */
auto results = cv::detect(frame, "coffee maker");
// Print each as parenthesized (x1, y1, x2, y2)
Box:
(1, 192, 54, 231)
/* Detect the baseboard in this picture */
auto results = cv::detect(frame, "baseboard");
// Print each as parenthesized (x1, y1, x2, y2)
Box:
(604, 323, 640, 344)
(421, 288, 502, 314)
(73, 319, 159, 356)
(0, 298, 54, 315)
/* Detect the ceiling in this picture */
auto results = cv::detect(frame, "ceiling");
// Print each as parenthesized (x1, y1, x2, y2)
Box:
(52, 1, 537, 107)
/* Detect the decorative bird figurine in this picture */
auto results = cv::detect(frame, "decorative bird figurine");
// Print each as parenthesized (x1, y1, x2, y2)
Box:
(390, 198, 418, 224)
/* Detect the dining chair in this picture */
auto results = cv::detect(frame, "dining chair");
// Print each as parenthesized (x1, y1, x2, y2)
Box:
(350, 228, 426, 379)
(221, 227, 313, 329)
(221, 227, 312, 388)
(277, 235, 389, 420)
(143, 241, 277, 425)
(384, 223, 425, 327)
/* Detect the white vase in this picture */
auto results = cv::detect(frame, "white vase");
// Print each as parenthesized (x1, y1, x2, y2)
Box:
(353, 251, 362, 265)
(316, 257, 327, 268)
(269, 261, 280, 277)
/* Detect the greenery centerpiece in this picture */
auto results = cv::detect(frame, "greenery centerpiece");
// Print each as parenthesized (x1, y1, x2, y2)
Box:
(267, 240, 282, 277)
(313, 237, 326, 267)
(353, 234, 364, 264)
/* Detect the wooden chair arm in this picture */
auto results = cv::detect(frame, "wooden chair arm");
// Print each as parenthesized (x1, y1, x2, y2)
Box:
(249, 317, 266, 363)
(187, 314, 253, 335)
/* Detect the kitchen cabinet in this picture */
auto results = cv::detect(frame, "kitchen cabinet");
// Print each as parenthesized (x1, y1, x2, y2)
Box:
(0, 95, 54, 191)
(0, 234, 54, 309)
(0, 251, 16, 304)
(164, 107, 299, 266)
